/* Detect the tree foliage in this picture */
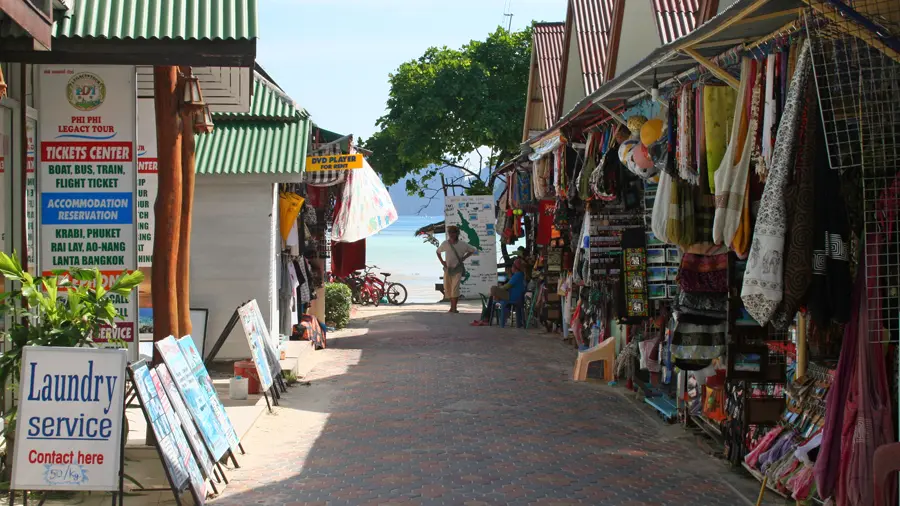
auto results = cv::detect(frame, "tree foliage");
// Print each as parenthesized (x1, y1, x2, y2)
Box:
(362, 27, 532, 200)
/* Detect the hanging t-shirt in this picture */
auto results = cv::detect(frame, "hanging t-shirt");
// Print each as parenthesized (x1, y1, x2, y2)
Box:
(288, 261, 300, 327)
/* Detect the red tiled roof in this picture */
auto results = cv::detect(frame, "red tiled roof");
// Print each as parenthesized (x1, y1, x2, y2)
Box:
(533, 22, 566, 128)
(572, 0, 620, 94)
(652, 0, 718, 44)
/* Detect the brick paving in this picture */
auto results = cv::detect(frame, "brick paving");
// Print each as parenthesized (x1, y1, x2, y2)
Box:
(211, 304, 775, 505)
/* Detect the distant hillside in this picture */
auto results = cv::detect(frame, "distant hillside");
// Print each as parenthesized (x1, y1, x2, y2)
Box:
(385, 166, 506, 217)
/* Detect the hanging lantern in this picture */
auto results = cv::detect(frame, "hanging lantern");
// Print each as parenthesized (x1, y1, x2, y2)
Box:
(0, 66, 7, 98)
(193, 105, 214, 134)
(182, 70, 205, 113)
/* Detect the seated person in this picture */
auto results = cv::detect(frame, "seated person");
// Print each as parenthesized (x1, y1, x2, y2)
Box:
(490, 259, 527, 327)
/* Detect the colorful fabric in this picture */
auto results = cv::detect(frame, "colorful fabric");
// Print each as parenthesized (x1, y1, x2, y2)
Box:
(672, 316, 726, 361)
(770, 89, 817, 330)
(741, 40, 812, 325)
(676, 291, 728, 318)
(713, 58, 758, 246)
(703, 84, 737, 194)
(677, 85, 696, 184)
(651, 171, 673, 244)
(332, 158, 399, 243)
(678, 253, 728, 293)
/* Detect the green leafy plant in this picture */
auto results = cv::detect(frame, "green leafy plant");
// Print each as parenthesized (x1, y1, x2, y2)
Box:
(0, 251, 143, 479)
(324, 282, 352, 330)
(283, 371, 298, 386)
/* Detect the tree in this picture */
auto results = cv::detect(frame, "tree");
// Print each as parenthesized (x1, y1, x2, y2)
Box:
(362, 26, 532, 203)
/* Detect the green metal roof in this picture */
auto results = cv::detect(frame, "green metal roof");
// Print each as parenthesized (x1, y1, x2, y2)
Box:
(53, 0, 258, 41)
(218, 73, 304, 121)
(196, 118, 310, 176)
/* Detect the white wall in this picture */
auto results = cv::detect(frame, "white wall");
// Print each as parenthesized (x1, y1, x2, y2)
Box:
(560, 29, 586, 119)
(190, 176, 276, 360)
(613, 0, 663, 79)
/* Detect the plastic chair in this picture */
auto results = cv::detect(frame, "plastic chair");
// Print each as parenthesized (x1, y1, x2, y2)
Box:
(573, 337, 615, 382)
(497, 299, 525, 328)
(874, 442, 900, 506)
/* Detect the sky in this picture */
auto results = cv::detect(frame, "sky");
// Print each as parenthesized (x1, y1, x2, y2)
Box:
(257, 0, 568, 143)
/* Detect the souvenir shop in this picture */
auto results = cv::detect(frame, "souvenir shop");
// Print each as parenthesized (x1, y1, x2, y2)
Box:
(278, 128, 398, 342)
(519, 0, 900, 502)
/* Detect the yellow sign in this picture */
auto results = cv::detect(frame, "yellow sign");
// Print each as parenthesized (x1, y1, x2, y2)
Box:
(305, 153, 364, 172)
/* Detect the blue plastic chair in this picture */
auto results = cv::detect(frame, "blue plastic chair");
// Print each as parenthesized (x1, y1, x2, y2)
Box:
(497, 298, 525, 328)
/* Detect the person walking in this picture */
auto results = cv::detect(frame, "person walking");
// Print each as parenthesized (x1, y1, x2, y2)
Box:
(437, 225, 476, 313)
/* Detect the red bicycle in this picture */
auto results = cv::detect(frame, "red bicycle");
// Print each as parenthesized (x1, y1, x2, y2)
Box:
(362, 265, 408, 305)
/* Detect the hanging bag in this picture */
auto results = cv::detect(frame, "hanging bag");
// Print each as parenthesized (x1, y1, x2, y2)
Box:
(448, 243, 467, 277)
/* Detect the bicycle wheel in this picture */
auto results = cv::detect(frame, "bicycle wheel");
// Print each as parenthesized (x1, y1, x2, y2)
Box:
(387, 283, 408, 305)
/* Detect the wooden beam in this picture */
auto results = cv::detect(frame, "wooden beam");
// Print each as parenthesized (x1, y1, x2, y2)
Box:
(597, 104, 627, 126)
(733, 8, 803, 25)
(0, 0, 52, 50)
(681, 47, 741, 89)
(801, 0, 900, 63)
(152, 66, 183, 352)
(0, 38, 256, 67)
(177, 67, 196, 336)
(673, 0, 770, 51)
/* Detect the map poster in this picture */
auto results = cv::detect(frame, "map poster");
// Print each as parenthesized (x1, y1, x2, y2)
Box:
(128, 361, 190, 494)
(156, 363, 215, 481)
(11, 347, 127, 492)
(177, 336, 241, 450)
(37, 65, 138, 358)
(149, 368, 206, 504)
(444, 195, 497, 299)
(155, 336, 230, 460)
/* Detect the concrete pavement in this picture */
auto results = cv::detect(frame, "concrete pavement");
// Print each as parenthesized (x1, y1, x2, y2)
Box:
(209, 303, 778, 506)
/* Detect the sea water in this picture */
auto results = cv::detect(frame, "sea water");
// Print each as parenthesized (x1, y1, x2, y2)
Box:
(365, 216, 508, 303)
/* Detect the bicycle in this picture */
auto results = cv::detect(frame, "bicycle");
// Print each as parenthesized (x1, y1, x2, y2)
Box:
(362, 265, 408, 305)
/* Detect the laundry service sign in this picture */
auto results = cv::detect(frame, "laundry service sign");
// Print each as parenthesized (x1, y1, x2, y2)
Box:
(12, 347, 127, 491)
(37, 66, 138, 355)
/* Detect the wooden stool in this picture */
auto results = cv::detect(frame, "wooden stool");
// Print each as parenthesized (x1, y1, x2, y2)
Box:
(573, 337, 615, 382)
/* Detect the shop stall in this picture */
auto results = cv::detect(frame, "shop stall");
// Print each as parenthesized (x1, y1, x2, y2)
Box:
(519, 0, 900, 502)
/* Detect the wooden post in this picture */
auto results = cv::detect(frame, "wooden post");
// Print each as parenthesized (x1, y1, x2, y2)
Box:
(152, 66, 183, 352)
(177, 68, 196, 336)
(796, 311, 807, 380)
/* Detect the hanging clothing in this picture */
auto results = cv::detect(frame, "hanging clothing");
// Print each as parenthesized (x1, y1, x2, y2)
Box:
(813, 270, 862, 498)
(807, 143, 852, 326)
(769, 93, 818, 330)
(713, 58, 759, 246)
(760, 54, 777, 175)
(331, 239, 366, 278)
(678, 253, 729, 293)
(676, 85, 696, 184)
(279, 254, 294, 338)
(536, 200, 555, 246)
(741, 39, 812, 326)
(703, 84, 738, 194)
(651, 171, 673, 244)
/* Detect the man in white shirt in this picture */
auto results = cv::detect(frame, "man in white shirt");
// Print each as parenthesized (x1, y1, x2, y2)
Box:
(436, 225, 476, 313)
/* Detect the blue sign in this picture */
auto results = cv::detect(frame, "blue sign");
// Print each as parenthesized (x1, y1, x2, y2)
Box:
(41, 192, 133, 225)
(177, 337, 241, 450)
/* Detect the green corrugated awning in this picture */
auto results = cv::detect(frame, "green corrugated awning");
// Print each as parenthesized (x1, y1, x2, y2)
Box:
(195, 71, 311, 177)
(53, 0, 258, 41)
(218, 74, 305, 121)
(196, 117, 310, 176)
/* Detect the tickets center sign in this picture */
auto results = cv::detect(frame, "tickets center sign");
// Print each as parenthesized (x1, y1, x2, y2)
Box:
(38, 66, 138, 355)
(305, 153, 363, 172)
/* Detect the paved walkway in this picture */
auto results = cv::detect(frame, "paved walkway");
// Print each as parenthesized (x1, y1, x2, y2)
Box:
(211, 303, 774, 506)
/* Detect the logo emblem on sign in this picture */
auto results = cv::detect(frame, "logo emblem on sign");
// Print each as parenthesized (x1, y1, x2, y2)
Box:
(67, 73, 106, 111)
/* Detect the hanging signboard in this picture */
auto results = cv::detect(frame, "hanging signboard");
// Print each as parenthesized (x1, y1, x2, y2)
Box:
(443, 195, 498, 299)
(155, 337, 231, 460)
(305, 153, 364, 172)
(177, 336, 241, 450)
(11, 347, 126, 491)
(128, 361, 190, 498)
(136, 98, 157, 268)
(155, 364, 215, 480)
(37, 65, 138, 358)
(237, 301, 275, 392)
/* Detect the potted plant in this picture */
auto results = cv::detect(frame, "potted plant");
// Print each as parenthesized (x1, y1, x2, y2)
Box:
(0, 252, 143, 480)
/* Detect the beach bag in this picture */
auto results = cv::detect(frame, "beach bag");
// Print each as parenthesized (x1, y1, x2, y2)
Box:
(448, 243, 467, 276)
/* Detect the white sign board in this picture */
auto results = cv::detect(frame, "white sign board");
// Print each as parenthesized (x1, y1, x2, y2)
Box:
(38, 65, 138, 357)
(443, 195, 497, 299)
(136, 98, 157, 268)
(12, 347, 127, 491)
